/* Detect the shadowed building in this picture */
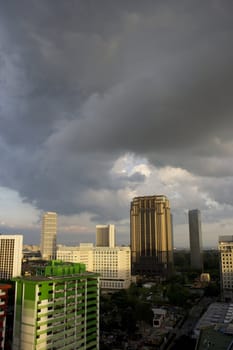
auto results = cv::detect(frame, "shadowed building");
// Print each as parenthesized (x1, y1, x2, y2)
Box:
(40, 212, 57, 260)
(0, 284, 11, 350)
(188, 209, 203, 271)
(130, 195, 173, 276)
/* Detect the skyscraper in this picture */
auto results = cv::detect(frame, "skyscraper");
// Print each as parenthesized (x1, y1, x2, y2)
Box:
(96, 224, 115, 248)
(40, 212, 57, 260)
(188, 209, 203, 270)
(0, 235, 23, 279)
(13, 261, 100, 350)
(130, 195, 173, 276)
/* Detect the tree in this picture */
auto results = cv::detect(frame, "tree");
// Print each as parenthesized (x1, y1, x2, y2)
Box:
(135, 302, 154, 326)
(166, 283, 190, 306)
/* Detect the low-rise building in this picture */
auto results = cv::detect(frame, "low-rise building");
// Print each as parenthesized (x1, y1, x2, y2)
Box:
(57, 244, 131, 290)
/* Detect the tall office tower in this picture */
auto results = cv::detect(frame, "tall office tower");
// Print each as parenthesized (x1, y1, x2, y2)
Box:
(130, 195, 173, 276)
(219, 236, 233, 302)
(96, 224, 115, 248)
(57, 243, 131, 290)
(40, 212, 57, 260)
(0, 235, 23, 279)
(188, 209, 203, 270)
(0, 284, 11, 350)
(13, 261, 100, 350)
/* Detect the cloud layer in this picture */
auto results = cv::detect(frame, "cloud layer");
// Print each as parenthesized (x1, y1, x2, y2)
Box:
(1, 1, 233, 245)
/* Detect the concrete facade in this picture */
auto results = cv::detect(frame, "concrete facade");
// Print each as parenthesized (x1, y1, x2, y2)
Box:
(96, 224, 115, 248)
(13, 261, 100, 350)
(219, 236, 233, 301)
(57, 244, 131, 290)
(130, 195, 173, 276)
(0, 234, 23, 279)
(40, 212, 57, 260)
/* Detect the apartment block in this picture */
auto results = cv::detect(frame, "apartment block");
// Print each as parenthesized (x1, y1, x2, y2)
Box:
(13, 261, 100, 350)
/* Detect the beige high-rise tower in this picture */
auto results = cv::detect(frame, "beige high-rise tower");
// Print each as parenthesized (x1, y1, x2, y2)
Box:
(40, 212, 57, 260)
(130, 195, 173, 276)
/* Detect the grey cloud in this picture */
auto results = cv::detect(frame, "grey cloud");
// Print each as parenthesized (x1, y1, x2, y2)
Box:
(1, 1, 233, 222)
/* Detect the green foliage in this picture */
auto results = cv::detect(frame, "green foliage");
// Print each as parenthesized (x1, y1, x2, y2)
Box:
(204, 282, 220, 297)
(203, 251, 219, 271)
(166, 283, 190, 306)
(135, 302, 154, 326)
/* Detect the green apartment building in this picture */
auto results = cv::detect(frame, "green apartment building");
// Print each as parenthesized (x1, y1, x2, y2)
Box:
(13, 261, 100, 350)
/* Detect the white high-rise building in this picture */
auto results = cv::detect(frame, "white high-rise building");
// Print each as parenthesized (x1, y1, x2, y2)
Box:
(96, 224, 115, 248)
(40, 212, 57, 260)
(219, 236, 233, 301)
(0, 235, 23, 279)
(57, 243, 131, 290)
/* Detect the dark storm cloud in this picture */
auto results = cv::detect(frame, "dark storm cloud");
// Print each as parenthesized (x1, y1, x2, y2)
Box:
(1, 0, 233, 219)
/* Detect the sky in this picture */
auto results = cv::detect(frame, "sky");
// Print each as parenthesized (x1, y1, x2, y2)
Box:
(1, 0, 233, 248)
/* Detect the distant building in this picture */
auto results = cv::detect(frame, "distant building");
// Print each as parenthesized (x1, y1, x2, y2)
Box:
(200, 273, 210, 283)
(130, 195, 173, 276)
(0, 284, 11, 350)
(188, 209, 203, 270)
(57, 243, 131, 290)
(40, 212, 57, 260)
(13, 261, 100, 350)
(96, 224, 115, 248)
(219, 235, 233, 301)
(0, 234, 23, 279)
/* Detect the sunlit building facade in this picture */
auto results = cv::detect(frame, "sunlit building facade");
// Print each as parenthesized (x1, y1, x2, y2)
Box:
(40, 212, 57, 260)
(130, 195, 173, 276)
(219, 236, 233, 302)
(57, 244, 131, 290)
(0, 234, 23, 279)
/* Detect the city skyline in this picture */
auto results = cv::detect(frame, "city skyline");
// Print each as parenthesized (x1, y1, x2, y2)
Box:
(1, 1, 233, 248)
